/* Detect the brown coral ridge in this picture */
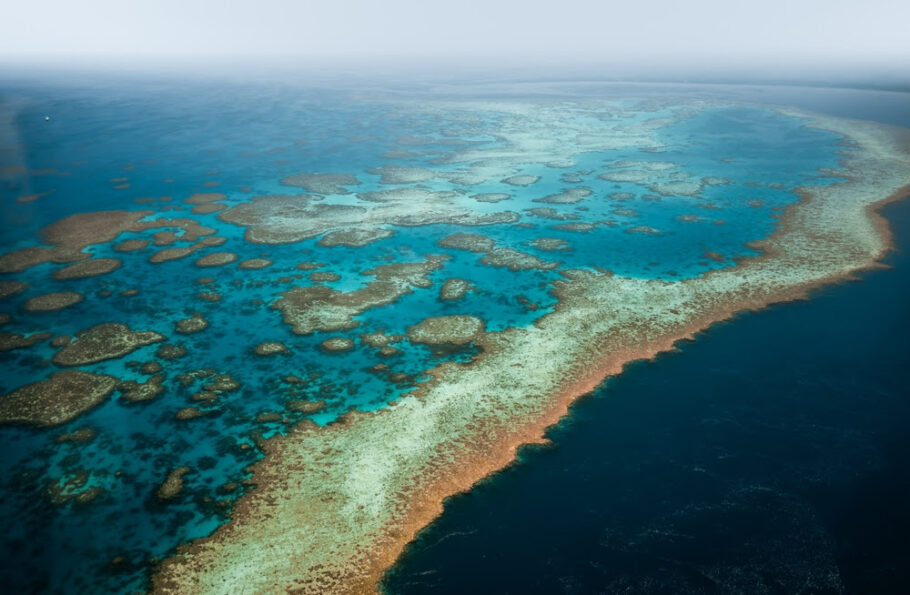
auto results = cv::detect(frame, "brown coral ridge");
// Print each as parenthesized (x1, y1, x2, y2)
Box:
(0, 208, 226, 273)
(47, 471, 103, 505)
(185, 193, 227, 205)
(525, 207, 579, 221)
(114, 239, 149, 252)
(527, 237, 571, 252)
(52, 258, 121, 280)
(318, 228, 395, 248)
(192, 203, 226, 215)
(0, 280, 28, 299)
(281, 173, 361, 194)
(255, 342, 288, 356)
(238, 258, 273, 270)
(320, 337, 354, 353)
(360, 331, 402, 349)
(157, 467, 191, 501)
(56, 427, 97, 443)
(471, 193, 511, 203)
(439, 232, 560, 271)
(406, 315, 486, 345)
(157, 344, 187, 360)
(217, 192, 518, 246)
(0, 331, 52, 352)
(439, 278, 474, 301)
(150, 237, 226, 263)
(176, 313, 208, 334)
(0, 210, 152, 273)
(53, 323, 165, 366)
(0, 371, 118, 427)
(532, 187, 593, 204)
(274, 256, 445, 335)
(195, 252, 238, 267)
(501, 174, 540, 186)
(438, 233, 495, 253)
(24, 291, 84, 312)
(138, 218, 216, 246)
(481, 249, 560, 272)
(119, 374, 165, 403)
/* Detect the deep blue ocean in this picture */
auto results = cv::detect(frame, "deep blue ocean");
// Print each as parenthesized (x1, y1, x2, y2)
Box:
(0, 68, 908, 593)
(382, 91, 910, 593)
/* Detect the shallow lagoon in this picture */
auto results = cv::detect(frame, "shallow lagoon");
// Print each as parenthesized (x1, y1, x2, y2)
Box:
(0, 74, 865, 592)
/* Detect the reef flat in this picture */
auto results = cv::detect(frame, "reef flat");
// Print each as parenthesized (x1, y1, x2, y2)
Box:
(150, 110, 910, 593)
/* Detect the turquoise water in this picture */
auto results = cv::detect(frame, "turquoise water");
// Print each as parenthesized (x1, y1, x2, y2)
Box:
(0, 74, 848, 592)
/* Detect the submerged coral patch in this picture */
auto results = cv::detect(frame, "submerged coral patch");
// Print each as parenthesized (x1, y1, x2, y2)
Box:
(119, 374, 165, 403)
(626, 225, 662, 235)
(114, 239, 149, 252)
(525, 207, 578, 221)
(318, 228, 395, 248)
(0, 331, 52, 352)
(185, 192, 227, 205)
(191, 203, 226, 215)
(56, 427, 97, 444)
(552, 222, 598, 232)
(309, 272, 341, 283)
(0, 280, 28, 299)
(176, 313, 208, 334)
(46, 471, 103, 505)
(286, 400, 326, 414)
(361, 331, 402, 349)
(502, 175, 540, 186)
(527, 237, 571, 252)
(24, 291, 83, 312)
(649, 180, 704, 196)
(438, 233, 496, 253)
(219, 191, 518, 246)
(481, 248, 560, 271)
(320, 337, 354, 353)
(52, 258, 122, 280)
(275, 257, 444, 335)
(0, 371, 118, 427)
(157, 467, 191, 500)
(440, 278, 474, 301)
(440, 233, 559, 270)
(471, 193, 511, 203)
(238, 258, 273, 270)
(156, 344, 187, 360)
(533, 187, 593, 204)
(281, 173, 361, 194)
(406, 314, 485, 345)
(255, 342, 288, 356)
(367, 166, 438, 185)
(598, 170, 651, 183)
(0, 210, 151, 273)
(53, 323, 165, 366)
(195, 252, 238, 267)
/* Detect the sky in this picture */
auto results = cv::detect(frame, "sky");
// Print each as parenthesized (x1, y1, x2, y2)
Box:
(1, 0, 908, 69)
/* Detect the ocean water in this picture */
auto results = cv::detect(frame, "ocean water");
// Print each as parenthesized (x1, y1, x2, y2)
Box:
(0, 71, 899, 593)
(382, 96, 910, 593)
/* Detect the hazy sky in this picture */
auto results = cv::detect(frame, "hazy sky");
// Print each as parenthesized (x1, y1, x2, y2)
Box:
(2, 0, 908, 65)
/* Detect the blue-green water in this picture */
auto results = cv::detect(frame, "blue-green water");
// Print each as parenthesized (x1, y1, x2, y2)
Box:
(0, 72, 890, 593)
